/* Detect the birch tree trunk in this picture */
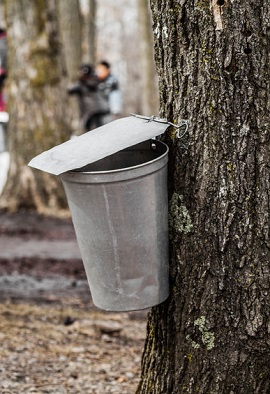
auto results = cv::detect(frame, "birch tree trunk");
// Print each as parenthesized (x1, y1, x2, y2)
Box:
(137, 0, 158, 115)
(137, 1, 270, 393)
(0, 0, 72, 214)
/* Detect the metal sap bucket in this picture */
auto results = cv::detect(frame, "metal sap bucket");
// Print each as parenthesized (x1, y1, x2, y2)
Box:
(61, 140, 169, 311)
(28, 115, 172, 311)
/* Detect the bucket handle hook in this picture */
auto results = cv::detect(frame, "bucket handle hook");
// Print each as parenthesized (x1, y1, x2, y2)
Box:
(130, 113, 189, 140)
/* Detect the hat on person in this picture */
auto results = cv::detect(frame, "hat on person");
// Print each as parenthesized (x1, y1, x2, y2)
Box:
(80, 64, 94, 76)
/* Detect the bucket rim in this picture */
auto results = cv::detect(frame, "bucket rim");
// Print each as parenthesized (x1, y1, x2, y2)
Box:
(66, 140, 169, 176)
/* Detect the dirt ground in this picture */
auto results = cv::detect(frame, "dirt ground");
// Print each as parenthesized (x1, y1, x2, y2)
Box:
(0, 210, 148, 394)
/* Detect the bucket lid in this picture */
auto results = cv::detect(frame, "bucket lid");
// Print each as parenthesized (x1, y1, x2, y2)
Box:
(28, 115, 171, 175)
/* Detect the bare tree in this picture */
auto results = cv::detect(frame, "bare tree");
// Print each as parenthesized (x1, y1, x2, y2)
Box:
(81, 0, 97, 64)
(137, 0, 270, 393)
(96, 0, 142, 115)
(58, 0, 82, 132)
(137, 0, 158, 115)
(58, 0, 82, 81)
(0, 0, 72, 214)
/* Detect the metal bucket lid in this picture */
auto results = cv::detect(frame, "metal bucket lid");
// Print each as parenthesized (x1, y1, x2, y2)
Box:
(28, 115, 171, 176)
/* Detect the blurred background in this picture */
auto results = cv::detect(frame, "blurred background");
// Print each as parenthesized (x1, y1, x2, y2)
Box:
(0, 0, 159, 207)
(0, 3, 158, 390)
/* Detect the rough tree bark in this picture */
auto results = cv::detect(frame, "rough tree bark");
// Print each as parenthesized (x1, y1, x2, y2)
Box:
(137, 0, 159, 115)
(137, 1, 270, 393)
(0, 0, 72, 214)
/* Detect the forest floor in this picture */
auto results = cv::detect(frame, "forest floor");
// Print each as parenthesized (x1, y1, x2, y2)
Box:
(0, 210, 147, 394)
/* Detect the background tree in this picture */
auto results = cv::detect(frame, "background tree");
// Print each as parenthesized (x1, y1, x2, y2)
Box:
(137, 0, 158, 115)
(58, 0, 82, 132)
(58, 0, 82, 81)
(81, 0, 97, 64)
(137, 1, 270, 393)
(0, 0, 72, 214)
(95, 0, 142, 114)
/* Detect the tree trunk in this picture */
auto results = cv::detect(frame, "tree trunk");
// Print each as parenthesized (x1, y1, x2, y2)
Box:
(81, 0, 96, 64)
(137, 1, 270, 393)
(137, 0, 158, 115)
(58, 0, 82, 133)
(0, 0, 72, 214)
(58, 0, 82, 81)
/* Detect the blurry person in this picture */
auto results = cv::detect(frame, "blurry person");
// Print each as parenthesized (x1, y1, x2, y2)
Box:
(96, 61, 122, 123)
(0, 28, 7, 113)
(67, 64, 110, 132)
(0, 67, 7, 112)
(0, 67, 8, 155)
(0, 28, 7, 71)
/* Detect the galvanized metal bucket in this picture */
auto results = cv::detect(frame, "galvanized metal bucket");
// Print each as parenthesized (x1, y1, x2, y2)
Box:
(61, 140, 169, 311)
(28, 115, 172, 312)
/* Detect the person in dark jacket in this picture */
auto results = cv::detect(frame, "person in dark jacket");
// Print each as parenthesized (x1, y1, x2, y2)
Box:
(0, 29, 7, 71)
(96, 61, 122, 124)
(0, 29, 7, 112)
(67, 64, 110, 132)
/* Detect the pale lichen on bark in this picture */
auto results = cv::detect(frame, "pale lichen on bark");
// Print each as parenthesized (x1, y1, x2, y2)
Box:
(169, 192, 193, 239)
(194, 316, 215, 350)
